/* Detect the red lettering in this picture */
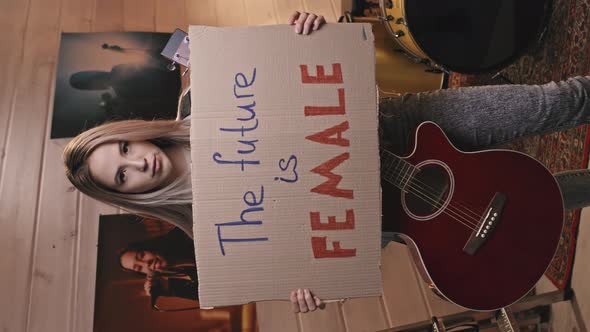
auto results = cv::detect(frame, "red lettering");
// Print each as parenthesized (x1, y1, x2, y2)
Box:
(300, 64, 343, 84)
(310, 209, 355, 230)
(304, 88, 345, 116)
(302, 63, 358, 259)
(305, 121, 350, 147)
(311, 237, 356, 258)
(310, 152, 353, 199)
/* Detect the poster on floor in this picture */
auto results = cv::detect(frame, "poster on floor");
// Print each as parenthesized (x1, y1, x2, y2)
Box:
(94, 214, 255, 332)
(51, 32, 180, 139)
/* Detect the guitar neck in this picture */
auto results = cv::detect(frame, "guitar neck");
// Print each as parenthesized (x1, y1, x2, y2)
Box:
(379, 148, 418, 188)
(496, 308, 521, 332)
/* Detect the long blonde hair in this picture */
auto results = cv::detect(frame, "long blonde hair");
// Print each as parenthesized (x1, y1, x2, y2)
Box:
(63, 119, 194, 237)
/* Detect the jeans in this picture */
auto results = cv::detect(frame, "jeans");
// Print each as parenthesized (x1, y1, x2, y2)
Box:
(378, 76, 590, 247)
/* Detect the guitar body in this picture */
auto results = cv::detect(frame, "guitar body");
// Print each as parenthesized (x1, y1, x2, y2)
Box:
(381, 122, 564, 311)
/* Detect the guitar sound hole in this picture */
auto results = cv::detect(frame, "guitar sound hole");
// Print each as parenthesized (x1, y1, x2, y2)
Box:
(404, 164, 450, 217)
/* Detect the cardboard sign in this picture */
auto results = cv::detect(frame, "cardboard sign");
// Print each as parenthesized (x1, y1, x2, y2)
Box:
(189, 24, 381, 307)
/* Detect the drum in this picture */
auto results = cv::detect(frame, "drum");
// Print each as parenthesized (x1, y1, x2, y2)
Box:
(349, 15, 446, 94)
(379, 0, 549, 73)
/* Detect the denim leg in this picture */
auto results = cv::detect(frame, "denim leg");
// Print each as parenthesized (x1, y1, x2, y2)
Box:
(379, 76, 590, 155)
(378, 76, 590, 220)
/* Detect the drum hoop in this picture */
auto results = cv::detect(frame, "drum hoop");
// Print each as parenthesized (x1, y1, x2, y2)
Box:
(379, 0, 432, 64)
(381, 0, 550, 74)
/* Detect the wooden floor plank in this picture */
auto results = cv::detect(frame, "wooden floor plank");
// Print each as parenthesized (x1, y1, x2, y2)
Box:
(123, 0, 155, 31)
(422, 290, 467, 319)
(214, 0, 248, 27)
(332, 0, 348, 17)
(27, 140, 79, 332)
(273, 0, 304, 23)
(62, 0, 94, 32)
(156, 0, 187, 32)
(0, 0, 61, 331)
(571, 207, 590, 329)
(256, 301, 301, 332)
(299, 302, 346, 332)
(94, 0, 124, 31)
(414, 263, 466, 318)
(244, 0, 278, 26)
(0, 0, 29, 195)
(301, 0, 337, 22)
(186, 0, 218, 26)
(380, 242, 430, 327)
(341, 297, 389, 332)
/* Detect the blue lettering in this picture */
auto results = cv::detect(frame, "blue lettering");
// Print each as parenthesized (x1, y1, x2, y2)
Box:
(238, 139, 258, 154)
(237, 101, 256, 121)
(233, 68, 257, 98)
(215, 227, 268, 256)
(215, 185, 267, 256)
(235, 68, 257, 88)
(212, 152, 259, 171)
(219, 118, 259, 137)
(243, 186, 264, 206)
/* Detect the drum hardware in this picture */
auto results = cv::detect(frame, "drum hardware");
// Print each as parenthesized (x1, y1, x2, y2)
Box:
(344, 12, 447, 74)
(377, 88, 402, 98)
(425, 68, 444, 74)
(341, 12, 446, 93)
(399, 46, 447, 74)
(377, 0, 549, 74)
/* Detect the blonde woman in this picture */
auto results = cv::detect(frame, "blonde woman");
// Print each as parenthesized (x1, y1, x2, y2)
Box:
(64, 12, 590, 312)
(65, 12, 326, 313)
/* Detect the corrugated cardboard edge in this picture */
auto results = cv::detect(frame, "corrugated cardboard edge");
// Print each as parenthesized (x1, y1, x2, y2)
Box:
(188, 24, 209, 309)
(189, 23, 382, 308)
(366, 22, 385, 302)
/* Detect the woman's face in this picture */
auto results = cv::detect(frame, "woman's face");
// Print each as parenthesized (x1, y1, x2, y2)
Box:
(120, 249, 168, 274)
(87, 140, 175, 193)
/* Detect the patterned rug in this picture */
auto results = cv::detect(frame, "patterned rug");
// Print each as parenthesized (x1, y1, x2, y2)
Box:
(446, 0, 590, 289)
(356, 0, 590, 288)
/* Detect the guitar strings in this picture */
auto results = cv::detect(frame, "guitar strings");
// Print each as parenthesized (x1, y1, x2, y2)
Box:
(381, 149, 486, 223)
(381, 151, 485, 230)
(387, 159, 482, 228)
(389, 160, 484, 223)
(381, 155, 484, 230)
(389, 168, 480, 231)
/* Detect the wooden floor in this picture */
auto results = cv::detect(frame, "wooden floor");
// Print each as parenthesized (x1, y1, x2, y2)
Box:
(542, 199, 590, 331)
(0, 0, 587, 331)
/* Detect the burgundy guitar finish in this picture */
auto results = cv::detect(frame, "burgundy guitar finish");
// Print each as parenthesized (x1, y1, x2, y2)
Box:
(381, 122, 564, 311)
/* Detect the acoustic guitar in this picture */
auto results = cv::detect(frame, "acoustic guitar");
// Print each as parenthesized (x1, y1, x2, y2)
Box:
(381, 122, 563, 311)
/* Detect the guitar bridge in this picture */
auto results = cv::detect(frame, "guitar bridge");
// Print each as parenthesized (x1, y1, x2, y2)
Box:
(463, 192, 506, 256)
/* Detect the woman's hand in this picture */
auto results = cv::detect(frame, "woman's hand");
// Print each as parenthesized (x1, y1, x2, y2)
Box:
(144, 275, 167, 296)
(290, 288, 324, 313)
(288, 11, 326, 35)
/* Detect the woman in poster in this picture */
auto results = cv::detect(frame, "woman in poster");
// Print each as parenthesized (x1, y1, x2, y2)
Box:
(119, 227, 198, 301)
